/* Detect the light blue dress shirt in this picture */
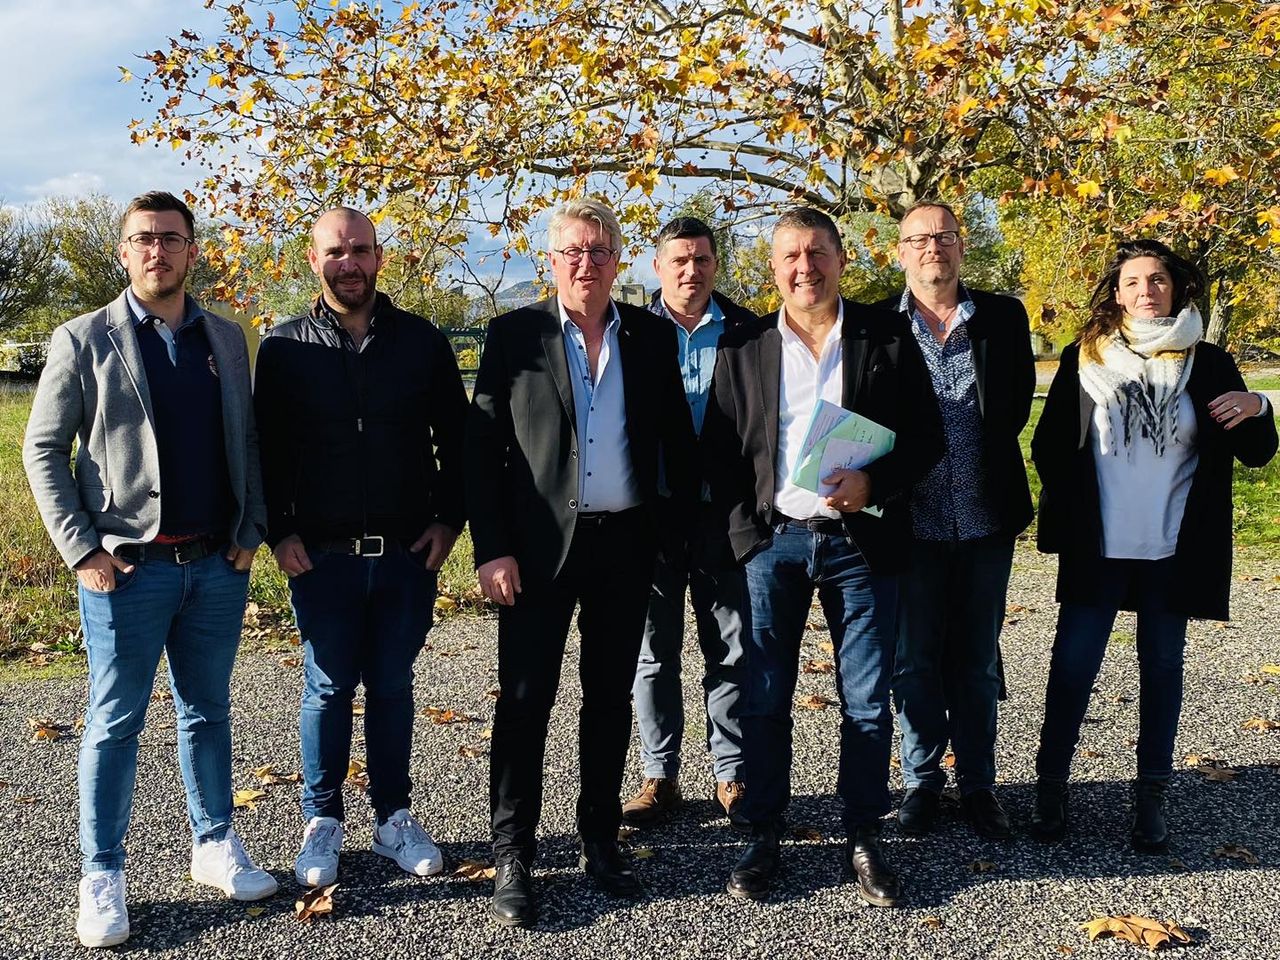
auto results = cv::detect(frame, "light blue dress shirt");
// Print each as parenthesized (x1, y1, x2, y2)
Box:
(560, 299, 640, 513)
(125, 289, 205, 365)
(650, 296, 725, 436)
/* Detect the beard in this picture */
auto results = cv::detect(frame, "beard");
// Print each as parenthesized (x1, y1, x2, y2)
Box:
(130, 263, 188, 301)
(324, 269, 375, 310)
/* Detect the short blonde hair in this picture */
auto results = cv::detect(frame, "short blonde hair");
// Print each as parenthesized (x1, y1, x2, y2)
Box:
(547, 199, 624, 253)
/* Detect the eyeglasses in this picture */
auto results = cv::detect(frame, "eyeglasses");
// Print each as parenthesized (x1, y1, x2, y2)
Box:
(554, 246, 617, 266)
(125, 233, 194, 253)
(900, 231, 960, 250)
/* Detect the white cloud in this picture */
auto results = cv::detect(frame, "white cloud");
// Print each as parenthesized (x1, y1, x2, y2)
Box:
(23, 172, 106, 198)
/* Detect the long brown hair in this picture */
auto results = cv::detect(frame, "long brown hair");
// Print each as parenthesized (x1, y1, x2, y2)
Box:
(1079, 239, 1204, 361)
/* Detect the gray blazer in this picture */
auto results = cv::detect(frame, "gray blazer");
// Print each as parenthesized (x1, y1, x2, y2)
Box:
(22, 289, 267, 568)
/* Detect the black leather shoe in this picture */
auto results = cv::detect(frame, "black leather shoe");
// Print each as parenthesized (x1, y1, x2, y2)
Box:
(849, 823, 901, 907)
(962, 789, 1012, 840)
(490, 858, 537, 927)
(726, 826, 780, 901)
(897, 787, 941, 836)
(1029, 780, 1068, 843)
(1131, 778, 1170, 854)
(579, 840, 644, 898)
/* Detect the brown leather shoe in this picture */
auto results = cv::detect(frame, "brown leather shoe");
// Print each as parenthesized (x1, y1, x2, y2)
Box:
(716, 781, 750, 832)
(621, 778, 682, 825)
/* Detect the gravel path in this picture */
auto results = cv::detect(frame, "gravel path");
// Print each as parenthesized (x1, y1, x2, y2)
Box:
(2, 551, 1279, 959)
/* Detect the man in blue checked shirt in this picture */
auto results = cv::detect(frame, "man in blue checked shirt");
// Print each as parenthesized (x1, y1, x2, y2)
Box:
(621, 217, 758, 830)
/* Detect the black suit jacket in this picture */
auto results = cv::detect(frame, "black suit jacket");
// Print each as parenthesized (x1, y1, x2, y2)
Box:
(878, 288, 1037, 536)
(466, 297, 697, 581)
(702, 299, 944, 574)
(1033, 340, 1276, 620)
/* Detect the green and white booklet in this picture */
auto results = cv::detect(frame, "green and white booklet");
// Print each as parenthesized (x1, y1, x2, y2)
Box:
(790, 399, 895, 517)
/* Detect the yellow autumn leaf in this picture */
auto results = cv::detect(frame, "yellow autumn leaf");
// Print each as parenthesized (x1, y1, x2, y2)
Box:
(233, 788, 268, 810)
(1075, 180, 1103, 200)
(1203, 165, 1240, 186)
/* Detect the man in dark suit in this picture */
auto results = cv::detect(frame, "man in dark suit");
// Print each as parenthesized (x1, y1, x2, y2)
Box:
(466, 199, 696, 927)
(704, 208, 942, 907)
(882, 202, 1035, 841)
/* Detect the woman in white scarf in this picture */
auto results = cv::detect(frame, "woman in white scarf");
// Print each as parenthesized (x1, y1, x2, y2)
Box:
(1029, 239, 1276, 854)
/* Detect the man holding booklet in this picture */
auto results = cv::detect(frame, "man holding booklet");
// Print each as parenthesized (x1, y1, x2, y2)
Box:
(703, 207, 942, 906)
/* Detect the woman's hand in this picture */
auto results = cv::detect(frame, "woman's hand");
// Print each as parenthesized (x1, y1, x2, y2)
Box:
(1208, 390, 1265, 431)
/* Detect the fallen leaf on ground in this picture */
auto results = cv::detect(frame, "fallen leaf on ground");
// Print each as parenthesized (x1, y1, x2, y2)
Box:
(28, 717, 71, 743)
(418, 706, 480, 724)
(920, 916, 943, 929)
(13, 795, 38, 804)
(970, 860, 997, 873)
(797, 694, 837, 710)
(457, 744, 487, 759)
(150, 690, 172, 702)
(632, 847, 654, 859)
(791, 825, 824, 842)
(802, 659, 835, 674)
(942, 752, 956, 769)
(617, 825, 638, 840)
(485, 687, 501, 699)
(1056, 947, 1075, 956)
(453, 859, 496, 881)
(352, 702, 365, 716)
(1261, 664, 1280, 675)
(253, 764, 300, 786)
(817, 640, 834, 655)
(1113, 695, 1134, 704)
(346, 759, 369, 792)
(1241, 717, 1280, 732)
(1080, 914, 1191, 950)
(295, 883, 338, 922)
(434, 595, 458, 614)
(1079, 749, 1104, 758)
(1212, 844, 1259, 865)
(233, 788, 268, 810)
(1194, 761, 1240, 782)
(246, 906, 265, 917)
(479, 727, 493, 740)
(278, 656, 302, 668)
(1168, 857, 1188, 870)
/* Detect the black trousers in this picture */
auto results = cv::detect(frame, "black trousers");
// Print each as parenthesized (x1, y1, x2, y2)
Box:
(489, 507, 656, 864)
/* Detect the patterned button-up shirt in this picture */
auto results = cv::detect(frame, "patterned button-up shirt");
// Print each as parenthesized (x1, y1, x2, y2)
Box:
(902, 287, 1001, 542)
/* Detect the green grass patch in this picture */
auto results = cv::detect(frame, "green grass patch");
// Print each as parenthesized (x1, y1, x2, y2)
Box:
(1244, 374, 1280, 392)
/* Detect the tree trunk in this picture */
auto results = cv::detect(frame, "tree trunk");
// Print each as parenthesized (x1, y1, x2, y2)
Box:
(1204, 275, 1233, 348)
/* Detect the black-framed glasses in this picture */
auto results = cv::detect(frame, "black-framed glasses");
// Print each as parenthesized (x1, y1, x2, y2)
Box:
(900, 231, 960, 250)
(554, 246, 617, 266)
(125, 233, 194, 253)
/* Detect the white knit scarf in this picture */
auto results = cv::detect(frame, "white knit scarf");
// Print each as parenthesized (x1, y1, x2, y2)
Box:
(1078, 305, 1202, 457)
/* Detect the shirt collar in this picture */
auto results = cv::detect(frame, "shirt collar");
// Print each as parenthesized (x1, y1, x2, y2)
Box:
(777, 298, 844, 351)
(312, 294, 380, 334)
(126, 288, 205, 329)
(558, 297, 621, 335)
(652, 293, 723, 333)
(900, 283, 975, 320)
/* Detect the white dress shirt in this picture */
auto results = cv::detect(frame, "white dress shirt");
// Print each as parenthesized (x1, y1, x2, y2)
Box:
(773, 301, 845, 520)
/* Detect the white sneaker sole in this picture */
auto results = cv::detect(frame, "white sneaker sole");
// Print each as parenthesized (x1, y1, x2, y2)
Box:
(76, 922, 130, 948)
(371, 839, 444, 877)
(294, 862, 339, 887)
(190, 862, 279, 901)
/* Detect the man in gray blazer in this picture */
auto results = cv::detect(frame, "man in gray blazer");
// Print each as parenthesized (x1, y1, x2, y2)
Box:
(23, 191, 276, 950)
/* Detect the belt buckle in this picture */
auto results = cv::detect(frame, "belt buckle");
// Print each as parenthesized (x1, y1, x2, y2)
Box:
(173, 539, 204, 564)
(356, 535, 384, 557)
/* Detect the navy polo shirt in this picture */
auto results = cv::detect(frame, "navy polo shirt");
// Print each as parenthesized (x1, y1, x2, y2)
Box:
(128, 291, 234, 538)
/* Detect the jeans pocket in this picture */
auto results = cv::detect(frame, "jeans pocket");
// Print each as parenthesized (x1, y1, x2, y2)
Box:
(220, 552, 252, 575)
(81, 563, 139, 596)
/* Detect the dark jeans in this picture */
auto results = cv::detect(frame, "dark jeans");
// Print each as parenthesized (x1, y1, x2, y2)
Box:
(289, 543, 437, 822)
(633, 503, 746, 782)
(740, 522, 898, 833)
(893, 535, 1014, 794)
(1036, 557, 1188, 783)
(490, 508, 655, 864)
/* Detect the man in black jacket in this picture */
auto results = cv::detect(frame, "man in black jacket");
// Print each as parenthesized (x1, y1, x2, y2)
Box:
(466, 199, 696, 927)
(254, 207, 468, 891)
(704, 208, 942, 907)
(621, 217, 755, 829)
(882, 202, 1035, 842)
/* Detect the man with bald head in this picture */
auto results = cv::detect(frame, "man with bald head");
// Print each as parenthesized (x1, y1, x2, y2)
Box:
(255, 206, 468, 889)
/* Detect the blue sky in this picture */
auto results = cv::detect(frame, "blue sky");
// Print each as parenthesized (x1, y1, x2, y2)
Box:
(0, 1, 227, 204)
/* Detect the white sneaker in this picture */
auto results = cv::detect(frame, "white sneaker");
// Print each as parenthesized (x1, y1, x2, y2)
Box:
(372, 808, 444, 877)
(294, 816, 344, 887)
(77, 869, 129, 948)
(190, 827, 278, 901)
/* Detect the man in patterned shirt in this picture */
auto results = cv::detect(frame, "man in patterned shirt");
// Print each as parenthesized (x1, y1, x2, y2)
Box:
(880, 201, 1036, 840)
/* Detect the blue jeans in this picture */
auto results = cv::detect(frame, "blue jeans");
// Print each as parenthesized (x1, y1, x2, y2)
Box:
(289, 544, 436, 822)
(633, 505, 746, 782)
(1036, 557, 1188, 783)
(893, 535, 1013, 794)
(78, 551, 250, 873)
(739, 522, 898, 832)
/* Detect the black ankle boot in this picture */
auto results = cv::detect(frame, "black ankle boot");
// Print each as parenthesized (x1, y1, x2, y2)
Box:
(848, 823, 901, 908)
(1131, 778, 1170, 854)
(1029, 780, 1068, 843)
